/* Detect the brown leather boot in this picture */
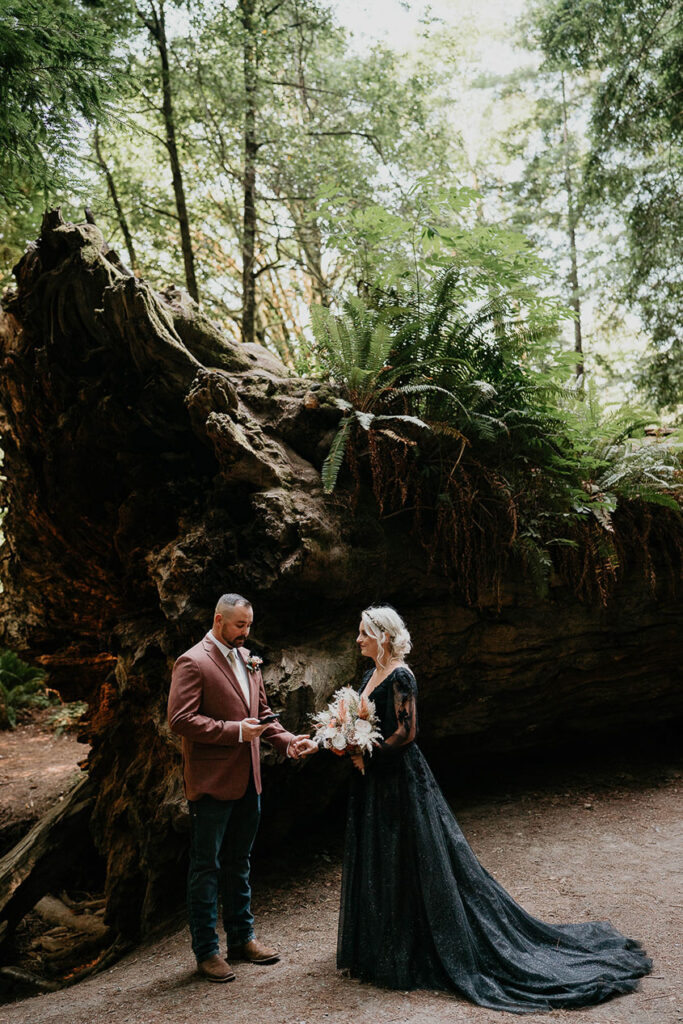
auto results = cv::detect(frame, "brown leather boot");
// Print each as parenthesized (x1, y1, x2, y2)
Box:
(197, 954, 236, 982)
(228, 938, 280, 964)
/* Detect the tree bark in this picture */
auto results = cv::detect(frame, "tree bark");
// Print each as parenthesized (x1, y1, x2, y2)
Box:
(241, 0, 258, 344)
(561, 72, 584, 383)
(93, 127, 139, 274)
(0, 211, 681, 945)
(0, 776, 94, 938)
(140, 0, 200, 303)
(290, 10, 330, 308)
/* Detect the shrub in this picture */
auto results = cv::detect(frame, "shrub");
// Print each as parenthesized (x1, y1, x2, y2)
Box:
(0, 649, 58, 729)
(310, 277, 682, 605)
(46, 700, 88, 736)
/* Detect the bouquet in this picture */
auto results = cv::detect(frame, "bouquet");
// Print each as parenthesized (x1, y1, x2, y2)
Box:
(311, 686, 383, 774)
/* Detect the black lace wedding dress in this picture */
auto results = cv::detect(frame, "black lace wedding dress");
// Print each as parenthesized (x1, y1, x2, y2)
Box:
(337, 666, 651, 1014)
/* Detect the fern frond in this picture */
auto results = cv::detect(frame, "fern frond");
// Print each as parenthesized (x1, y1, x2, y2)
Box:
(353, 409, 375, 431)
(321, 417, 353, 494)
(373, 414, 432, 432)
(376, 429, 417, 445)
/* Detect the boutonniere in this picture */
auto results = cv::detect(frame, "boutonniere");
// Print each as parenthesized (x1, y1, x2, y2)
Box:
(245, 654, 263, 674)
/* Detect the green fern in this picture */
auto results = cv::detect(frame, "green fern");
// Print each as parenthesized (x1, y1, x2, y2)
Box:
(512, 534, 553, 599)
(0, 649, 55, 729)
(321, 414, 354, 494)
(310, 267, 681, 611)
(311, 300, 396, 410)
(310, 277, 557, 493)
(321, 407, 432, 494)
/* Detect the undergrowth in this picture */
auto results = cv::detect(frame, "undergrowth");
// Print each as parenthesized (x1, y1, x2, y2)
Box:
(310, 274, 683, 605)
(0, 649, 58, 729)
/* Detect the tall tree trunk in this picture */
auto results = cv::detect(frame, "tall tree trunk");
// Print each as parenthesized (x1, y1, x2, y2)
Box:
(93, 127, 138, 274)
(470, 163, 506, 342)
(141, 0, 199, 303)
(294, 204, 329, 308)
(561, 72, 584, 384)
(241, 0, 258, 345)
(291, 8, 329, 308)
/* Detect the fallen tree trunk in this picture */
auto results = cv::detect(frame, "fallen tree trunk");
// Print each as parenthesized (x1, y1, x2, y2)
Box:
(0, 775, 94, 938)
(33, 894, 108, 938)
(0, 210, 681, 943)
(29, 893, 112, 977)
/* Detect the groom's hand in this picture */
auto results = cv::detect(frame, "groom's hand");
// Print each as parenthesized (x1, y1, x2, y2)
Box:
(289, 735, 318, 759)
(241, 717, 269, 741)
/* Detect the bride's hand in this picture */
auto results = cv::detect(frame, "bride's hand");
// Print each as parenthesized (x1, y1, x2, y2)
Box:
(349, 751, 365, 772)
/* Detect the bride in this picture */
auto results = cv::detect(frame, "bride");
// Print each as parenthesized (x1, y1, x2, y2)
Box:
(308, 605, 651, 1014)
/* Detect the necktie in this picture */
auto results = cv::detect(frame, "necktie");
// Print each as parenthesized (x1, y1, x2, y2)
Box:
(228, 648, 250, 707)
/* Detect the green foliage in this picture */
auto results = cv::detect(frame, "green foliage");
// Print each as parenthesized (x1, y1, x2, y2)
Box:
(310, 187, 572, 497)
(525, 0, 683, 413)
(387, 269, 566, 458)
(0, 0, 121, 207)
(312, 299, 433, 492)
(311, 300, 395, 408)
(0, 0, 678, 421)
(0, 649, 57, 729)
(561, 396, 683, 517)
(311, 264, 682, 602)
(317, 179, 561, 319)
(58, 0, 460, 344)
(46, 700, 88, 736)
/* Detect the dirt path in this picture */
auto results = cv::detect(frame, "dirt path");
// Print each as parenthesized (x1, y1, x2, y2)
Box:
(0, 712, 87, 854)
(1, 750, 680, 1024)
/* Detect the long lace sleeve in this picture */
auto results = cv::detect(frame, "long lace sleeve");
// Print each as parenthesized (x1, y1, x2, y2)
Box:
(375, 667, 418, 757)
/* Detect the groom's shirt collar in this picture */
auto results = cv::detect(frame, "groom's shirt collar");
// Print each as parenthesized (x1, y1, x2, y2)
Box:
(206, 630, 234, 660)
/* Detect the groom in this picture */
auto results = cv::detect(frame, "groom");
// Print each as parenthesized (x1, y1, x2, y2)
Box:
(168, 593, 316, 982)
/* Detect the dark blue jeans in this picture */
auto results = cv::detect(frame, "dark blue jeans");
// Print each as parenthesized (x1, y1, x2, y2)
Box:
(187, 779, 261, 963)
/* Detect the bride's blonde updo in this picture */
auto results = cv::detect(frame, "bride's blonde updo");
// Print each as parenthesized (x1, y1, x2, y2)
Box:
(361, 605, 412, 667)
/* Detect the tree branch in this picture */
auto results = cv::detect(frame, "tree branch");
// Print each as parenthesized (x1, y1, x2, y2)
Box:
(306, 128, 384, 159)
(257, 77, 346, 97)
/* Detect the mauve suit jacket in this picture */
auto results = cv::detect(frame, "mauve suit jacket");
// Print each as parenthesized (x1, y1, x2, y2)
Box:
(167, 637, 295, 801)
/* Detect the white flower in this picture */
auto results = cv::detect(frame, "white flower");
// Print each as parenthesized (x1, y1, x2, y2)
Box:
(354, 719, 373, 740)
(310, 685, 382, 757)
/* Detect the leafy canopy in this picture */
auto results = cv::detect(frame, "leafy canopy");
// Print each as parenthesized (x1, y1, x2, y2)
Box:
(0, 0, 122, 207)
(525, 0, 683, 413)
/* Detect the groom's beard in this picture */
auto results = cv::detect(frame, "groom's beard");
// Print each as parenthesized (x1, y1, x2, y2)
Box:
(216, 624, 248, 647)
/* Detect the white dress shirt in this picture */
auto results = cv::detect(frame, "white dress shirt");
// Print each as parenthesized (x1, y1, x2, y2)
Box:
(206, 631, 293, 756)
(206, 631, 251, 741)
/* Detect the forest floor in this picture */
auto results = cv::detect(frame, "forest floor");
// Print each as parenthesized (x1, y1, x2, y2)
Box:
(0, 721, 681, 1024)
(0, 710, 86, 855)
